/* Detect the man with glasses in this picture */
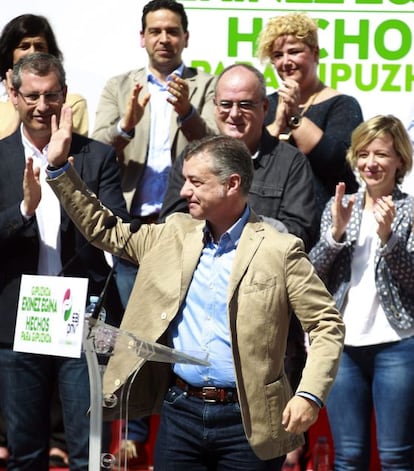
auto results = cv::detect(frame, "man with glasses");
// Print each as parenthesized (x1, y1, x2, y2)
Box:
(0, 52, 128, 470)
(161, 63, 317, 252)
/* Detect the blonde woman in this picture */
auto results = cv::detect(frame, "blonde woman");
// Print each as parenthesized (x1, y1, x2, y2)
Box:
(258, 12, 363, 218)
(310, 115, 414, 470)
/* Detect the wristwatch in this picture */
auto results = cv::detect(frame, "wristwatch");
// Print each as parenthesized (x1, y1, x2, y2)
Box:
(288, 114, 302, 129)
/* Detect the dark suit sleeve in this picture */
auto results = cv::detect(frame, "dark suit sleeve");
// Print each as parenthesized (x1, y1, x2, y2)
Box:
(97, 148, 129, 221)
(0, 135, 37, 243)
(159, 150, 188, 221)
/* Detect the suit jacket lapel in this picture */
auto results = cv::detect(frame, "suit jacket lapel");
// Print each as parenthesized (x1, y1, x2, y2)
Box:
(228, 220, 264, 303)
(180, 223, 205, 300)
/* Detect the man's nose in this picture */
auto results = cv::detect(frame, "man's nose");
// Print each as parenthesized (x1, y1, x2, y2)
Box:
(159, 30, 169, 42)
(180, 181, 191, 198)
(229, 102, 242, 117)
(35, 96, 50, 110)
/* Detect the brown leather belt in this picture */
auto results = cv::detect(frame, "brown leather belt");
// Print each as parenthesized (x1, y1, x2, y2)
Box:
(175, 376, 238, 404)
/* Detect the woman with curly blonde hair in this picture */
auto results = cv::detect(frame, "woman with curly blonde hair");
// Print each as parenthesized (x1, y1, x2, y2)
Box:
(258, 12, 363, 220)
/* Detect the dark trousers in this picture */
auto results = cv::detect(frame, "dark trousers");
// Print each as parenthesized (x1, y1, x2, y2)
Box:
(154, 384, 285, 471)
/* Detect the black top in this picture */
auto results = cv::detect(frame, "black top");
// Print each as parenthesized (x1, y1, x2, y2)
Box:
(265, 93, 363, 219)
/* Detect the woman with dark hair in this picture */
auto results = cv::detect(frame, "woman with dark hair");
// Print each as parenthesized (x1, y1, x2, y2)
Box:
(0, 13, 88, 138)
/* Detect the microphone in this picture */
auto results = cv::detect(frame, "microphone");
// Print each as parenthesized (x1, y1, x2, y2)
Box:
(88, 218, 142, 326)
(57, 215, 117, 276)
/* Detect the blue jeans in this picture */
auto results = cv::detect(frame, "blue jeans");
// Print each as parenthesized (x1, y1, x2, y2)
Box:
(154, 384, 285, 471)
(327, 337, 414, 470)
(0, 348, 90, 471)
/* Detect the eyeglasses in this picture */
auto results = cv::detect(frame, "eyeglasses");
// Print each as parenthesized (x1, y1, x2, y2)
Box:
(17, 89, 64, 105)
(214, 99, 262, 113)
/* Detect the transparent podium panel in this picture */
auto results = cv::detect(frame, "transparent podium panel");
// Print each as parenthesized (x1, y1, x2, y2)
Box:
(83, 317, 209, 470)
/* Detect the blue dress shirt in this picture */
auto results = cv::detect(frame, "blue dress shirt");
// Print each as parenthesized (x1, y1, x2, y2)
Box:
(171, 205, 250, 387)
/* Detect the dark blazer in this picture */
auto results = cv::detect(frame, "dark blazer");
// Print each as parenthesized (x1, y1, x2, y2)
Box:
(0, 130, 129, 345)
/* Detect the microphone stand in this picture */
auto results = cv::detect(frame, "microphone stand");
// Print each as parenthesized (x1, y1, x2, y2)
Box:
(58, 215, 117, 276)
(88, 219, 141, 327)
(83, 324, 104, 471)
(84, 219, 141, 470)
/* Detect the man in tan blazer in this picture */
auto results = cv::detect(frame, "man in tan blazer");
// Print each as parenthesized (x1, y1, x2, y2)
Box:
(92, 0, 217, 215)
(92, 3, 217, 462)
(44, 114, 344, 469)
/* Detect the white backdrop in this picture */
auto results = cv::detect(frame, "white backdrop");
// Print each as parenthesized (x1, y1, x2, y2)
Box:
(1, 0, 413, 191)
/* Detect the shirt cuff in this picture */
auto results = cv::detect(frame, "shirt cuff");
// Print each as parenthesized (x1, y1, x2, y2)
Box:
(46, 160, 71, 178)
(296, 391, 324, 408)
(177, 105, 195, 125)
(325, 228, 346, 248)
(20, 201, 33, 221)
(116, 120, 135, 140)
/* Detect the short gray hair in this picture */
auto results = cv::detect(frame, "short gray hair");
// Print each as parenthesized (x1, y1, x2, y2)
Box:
(184, 135, 254, 195)
(12, 52, 66, 90)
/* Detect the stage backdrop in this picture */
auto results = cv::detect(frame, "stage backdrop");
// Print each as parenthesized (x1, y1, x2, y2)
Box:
(1, 0, 413, 190)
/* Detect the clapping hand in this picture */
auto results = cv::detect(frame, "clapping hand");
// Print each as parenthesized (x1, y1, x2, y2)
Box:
(23, 157, 41, 217)
(374, 195, 395, 245)
(167, 74, 192, 119)
(278, 78, 301, 121)
(331, 182, 355, 242)
(120, 83, 150, 133)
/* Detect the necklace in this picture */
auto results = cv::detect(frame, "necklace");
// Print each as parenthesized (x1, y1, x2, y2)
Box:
(298, 81, 325, 115)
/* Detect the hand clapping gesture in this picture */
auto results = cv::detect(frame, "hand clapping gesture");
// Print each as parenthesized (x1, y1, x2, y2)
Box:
(48, 106, 73, 168)
(167, 73, 192, 119)
(120, 83, 151, 133)
(373, 195, 395, 245)
(331, 182, 355, 242)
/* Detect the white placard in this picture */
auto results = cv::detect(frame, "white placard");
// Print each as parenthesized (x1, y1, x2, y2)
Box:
(13, 275, 89, 358)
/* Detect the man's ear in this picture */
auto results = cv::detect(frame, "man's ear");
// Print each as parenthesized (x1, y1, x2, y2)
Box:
(10, 87, 19, 107)
(226, 173, 242, 195)
(263, 97, 270, 115)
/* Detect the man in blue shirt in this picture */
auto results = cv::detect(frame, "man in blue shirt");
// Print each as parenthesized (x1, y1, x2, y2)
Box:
(44, 118, 345, 470)
(92, 1, 218, 463)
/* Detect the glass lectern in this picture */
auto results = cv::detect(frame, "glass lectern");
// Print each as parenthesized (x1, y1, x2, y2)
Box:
(83, 317, 209, 470)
